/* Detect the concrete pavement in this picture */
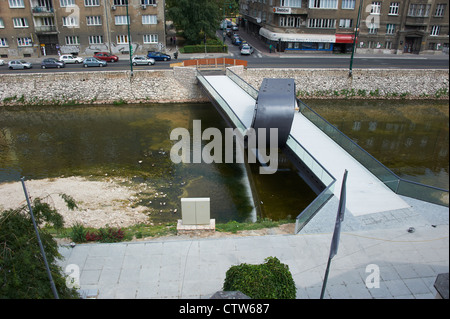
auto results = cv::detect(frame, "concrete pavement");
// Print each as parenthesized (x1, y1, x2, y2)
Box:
(57, 195, 448, 299)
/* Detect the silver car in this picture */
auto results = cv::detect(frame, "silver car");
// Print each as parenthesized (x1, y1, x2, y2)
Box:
(8, 60, 32, 69)
(132, 56, 155, 66)
(240, 44, 254, 55)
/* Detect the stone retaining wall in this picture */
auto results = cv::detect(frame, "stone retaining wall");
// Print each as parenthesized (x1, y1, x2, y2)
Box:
(230, 67, 449, 100)
(0, 67, 448, 106)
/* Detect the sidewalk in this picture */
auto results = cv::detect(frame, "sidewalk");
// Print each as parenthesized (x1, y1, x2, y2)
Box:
(58, 196, 449, 299)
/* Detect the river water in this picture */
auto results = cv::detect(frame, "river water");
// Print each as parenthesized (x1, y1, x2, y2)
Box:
(0, 100, 447, 224)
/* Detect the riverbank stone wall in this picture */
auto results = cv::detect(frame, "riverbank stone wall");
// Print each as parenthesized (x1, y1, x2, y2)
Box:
(0, 67, 448, 106)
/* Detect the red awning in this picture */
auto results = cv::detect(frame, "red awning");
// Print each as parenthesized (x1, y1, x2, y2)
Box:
(335, 34, 355, 43)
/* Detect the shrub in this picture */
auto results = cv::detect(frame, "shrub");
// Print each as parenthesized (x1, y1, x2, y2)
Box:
(84, 226, 126, 243)
(223, 256, 296, 299)
(70, 222, 87, 243)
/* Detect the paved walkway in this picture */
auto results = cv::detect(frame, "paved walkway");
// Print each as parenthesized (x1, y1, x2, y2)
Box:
(58, 196, 448, 299)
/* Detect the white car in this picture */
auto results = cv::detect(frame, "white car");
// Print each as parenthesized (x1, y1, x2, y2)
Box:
(59, 54, 83, 64)
(8, 60, 32, 69)
(0, 59, 4, 66)
(240, 44, 254, 55)
(132, 56, 155, 66)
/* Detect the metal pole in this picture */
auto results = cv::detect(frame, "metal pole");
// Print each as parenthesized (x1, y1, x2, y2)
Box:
(126, 1, 133, 77)
(320, 256, 332, 299)
(21, 177, 59, 299)
(349, 0, 364, 77)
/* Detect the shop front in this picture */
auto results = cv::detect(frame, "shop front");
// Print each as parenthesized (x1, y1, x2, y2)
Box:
(259, 27, 354, 53)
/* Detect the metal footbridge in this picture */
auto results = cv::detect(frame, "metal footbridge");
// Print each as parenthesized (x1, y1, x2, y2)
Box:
(196, 69, 449, 233)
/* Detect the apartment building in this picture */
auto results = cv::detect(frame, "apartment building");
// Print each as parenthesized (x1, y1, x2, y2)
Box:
(0, 0, 166, 58)
(239, 0, 449, 54)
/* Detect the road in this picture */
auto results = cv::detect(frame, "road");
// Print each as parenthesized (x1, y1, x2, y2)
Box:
(0, 31, 448, 74)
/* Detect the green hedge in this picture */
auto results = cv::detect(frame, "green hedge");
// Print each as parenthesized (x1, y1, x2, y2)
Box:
(223, 256, 296, 299)
(182, 44, 228, 53)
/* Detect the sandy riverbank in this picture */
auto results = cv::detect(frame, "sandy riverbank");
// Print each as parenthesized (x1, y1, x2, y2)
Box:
(0, 176, 150, 229)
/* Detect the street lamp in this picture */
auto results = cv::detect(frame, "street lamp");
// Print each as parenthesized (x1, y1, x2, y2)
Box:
(126, 1, 133, 77)
(349, 0, 364, 77)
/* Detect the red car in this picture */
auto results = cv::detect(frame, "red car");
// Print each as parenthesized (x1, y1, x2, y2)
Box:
(93, 52, 119, 62)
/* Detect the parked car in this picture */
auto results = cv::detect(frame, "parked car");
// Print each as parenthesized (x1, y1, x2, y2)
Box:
(59, 54, 83, 64)
(231, 23, 239, 31)
(94, 52, 119, 63)
(147, 51, 171, 61)
(132, 56, 155, 66)
(41, 58, 65, 69)
(0, 59, 5, 66)
(8, 60, 32, 69)
(83, 57, 107, 68)
(240, 44, 254, 55)
(232, 35, 242, 46)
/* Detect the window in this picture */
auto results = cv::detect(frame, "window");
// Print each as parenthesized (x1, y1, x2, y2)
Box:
(17, 37, 32, 46)
(9, 0, 25, 8)
(435, 4, 446, 17)
(430, 25, 440, 36)
(89, 35, 103, 44)
(115, 15, 129, 25)
(385, 41, 392, 49)
(408, 4, 431, 16)
(389, 2, 399, 15)
(65, 36, 79, 45)
(307, 18, 336, 28)
(141, 0, 156, 4)
(339, 19, 352, 28)
(386, 24, 395, 34)
(280, 16, 302, 28)
(113, 0, 128, 5)
(62, 16, 78, 27)
(368, 24, 378, 34)
(13, 18, 28, 28)
(0, 38, 8, 47)
(371, 2, 381, 14)
(86, 16, 102, 25)
(85, 0, 100, 6)
(0, 18, 4, 28)
(117, 35, 128, 44)
(143, 34, 158, 43)
(309, 0, 338, 9)
(60, 0, 75, 7)
(341, 0, 355, 9)
(428, 42, 436, 50)
(280, 0, 302, 7)
(142, 15, 157, 25)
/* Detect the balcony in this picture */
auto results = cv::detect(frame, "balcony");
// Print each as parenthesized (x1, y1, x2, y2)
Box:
(35, 25, 57, 34)
(32, 6, 55, 16)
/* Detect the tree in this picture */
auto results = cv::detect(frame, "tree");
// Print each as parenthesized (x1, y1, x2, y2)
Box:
(166, 0, 221, 44)
(0, 196, 79, 299)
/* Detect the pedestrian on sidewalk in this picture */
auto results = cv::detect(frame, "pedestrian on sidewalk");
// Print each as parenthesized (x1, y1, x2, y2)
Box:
(269, 44, 273, 53)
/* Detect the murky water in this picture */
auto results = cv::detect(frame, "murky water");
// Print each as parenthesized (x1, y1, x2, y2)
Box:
(0, 103, 316, 223)
(305, 99, 449, 190)
(1, 100, 446, 225)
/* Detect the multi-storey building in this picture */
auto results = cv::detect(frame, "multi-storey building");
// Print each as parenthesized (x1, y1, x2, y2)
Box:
(0, 0, 166, 58)
(240, 0, 449, 54)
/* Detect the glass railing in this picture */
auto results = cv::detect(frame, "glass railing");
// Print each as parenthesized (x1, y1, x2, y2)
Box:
(197, 71, 247, 131)
(226, 68, 259, 100)
(286, 135, 336, 233)
(297, 99, 449, 207)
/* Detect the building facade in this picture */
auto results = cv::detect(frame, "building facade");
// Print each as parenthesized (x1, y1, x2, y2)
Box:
(0, 0, 166, 58)
(240, 0, 449, 54)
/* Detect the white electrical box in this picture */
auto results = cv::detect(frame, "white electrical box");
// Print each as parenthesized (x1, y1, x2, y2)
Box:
(181, 198, 210, 225)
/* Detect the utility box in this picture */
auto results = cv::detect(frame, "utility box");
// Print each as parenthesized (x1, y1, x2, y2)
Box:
(181, 198, 210, 225)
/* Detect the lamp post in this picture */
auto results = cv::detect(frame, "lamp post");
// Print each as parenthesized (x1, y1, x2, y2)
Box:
(126, 1, 133, 77)
(349, 0, 364, 77)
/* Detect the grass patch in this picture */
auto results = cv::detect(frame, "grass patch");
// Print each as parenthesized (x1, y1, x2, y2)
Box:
(215, 218, 294, 234)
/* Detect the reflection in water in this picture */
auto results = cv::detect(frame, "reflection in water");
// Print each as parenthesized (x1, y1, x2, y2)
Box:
(305, 99, 449, 189)
(0, 103, 315, 222)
